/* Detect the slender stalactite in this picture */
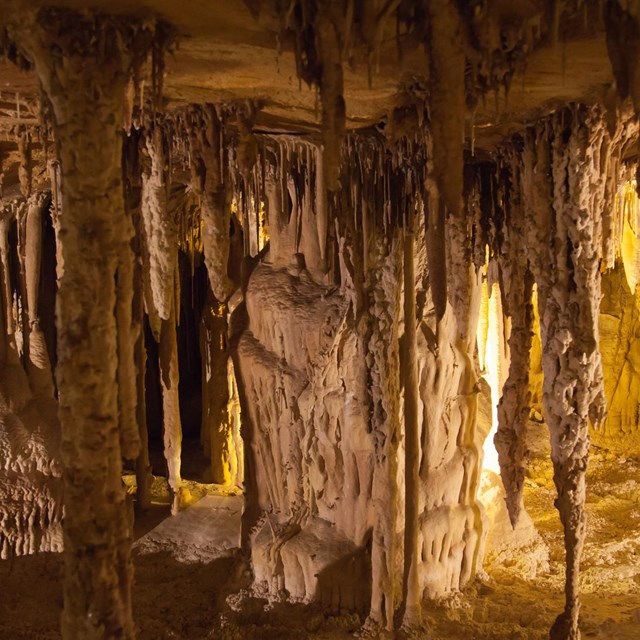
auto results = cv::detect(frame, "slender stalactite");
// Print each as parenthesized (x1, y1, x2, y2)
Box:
(401, 224, 422, 629)
(494, 155, 535, 527)
(6, 9, 158, 638)
(0, 205, 17, 363)
(140, 124, 184, 511)
(188, 104, 234, 303)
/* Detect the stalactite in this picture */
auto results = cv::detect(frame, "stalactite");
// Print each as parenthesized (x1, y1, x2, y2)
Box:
(23, 191, 54, 398)
(6, 8, 161, 638)
(188, 104, 234, 302)
(515, 107, 610, 640)
(493, 154, 534, 528)
(141, 125, 176, 324)
(401, 225, 421, 629)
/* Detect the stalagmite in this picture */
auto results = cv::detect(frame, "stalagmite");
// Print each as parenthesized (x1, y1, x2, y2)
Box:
(159, 309, 183, 514)
(5, 8, 158, 637)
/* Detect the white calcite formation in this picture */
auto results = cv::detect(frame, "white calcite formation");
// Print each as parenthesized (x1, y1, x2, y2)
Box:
(231, 132, 485, 634)
(2, 4, 640, 640)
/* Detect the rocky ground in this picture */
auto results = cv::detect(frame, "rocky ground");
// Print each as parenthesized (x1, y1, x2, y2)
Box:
(1, 436, 638, 640)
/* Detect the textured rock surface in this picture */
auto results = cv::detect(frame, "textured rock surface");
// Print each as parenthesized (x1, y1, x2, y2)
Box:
(1, 4, 640, 640)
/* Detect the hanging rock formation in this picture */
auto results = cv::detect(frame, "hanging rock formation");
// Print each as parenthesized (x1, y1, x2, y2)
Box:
(2, 3, 640, 640)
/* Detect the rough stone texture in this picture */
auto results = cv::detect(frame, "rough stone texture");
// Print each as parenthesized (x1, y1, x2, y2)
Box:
(6, 8, 157, 638)
(493, 153, 535, 528)
(508, 107, 612, 640)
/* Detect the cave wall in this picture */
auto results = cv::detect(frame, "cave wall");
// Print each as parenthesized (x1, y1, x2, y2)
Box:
(0, 195, 62, 560)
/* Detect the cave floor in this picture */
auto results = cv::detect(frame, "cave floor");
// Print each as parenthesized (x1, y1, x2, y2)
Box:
(0, 449, 638, 640)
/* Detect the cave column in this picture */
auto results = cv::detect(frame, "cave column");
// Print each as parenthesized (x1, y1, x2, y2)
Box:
(494, 156, 535, 527)
(188, 105, 235, 486)
(124, 131, 153, 511)
(8, 10, 155, 638)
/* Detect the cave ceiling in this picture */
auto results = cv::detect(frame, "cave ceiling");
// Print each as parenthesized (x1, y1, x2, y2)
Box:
(0, 0, 616, 149)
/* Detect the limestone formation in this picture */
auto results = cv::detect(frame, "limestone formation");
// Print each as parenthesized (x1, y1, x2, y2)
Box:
(0, 3, 639, 640)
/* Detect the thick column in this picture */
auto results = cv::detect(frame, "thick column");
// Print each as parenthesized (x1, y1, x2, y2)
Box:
(8, 9, 156, 638)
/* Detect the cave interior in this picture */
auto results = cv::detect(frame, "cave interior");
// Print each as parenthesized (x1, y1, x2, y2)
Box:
(0, 1, 639, 639)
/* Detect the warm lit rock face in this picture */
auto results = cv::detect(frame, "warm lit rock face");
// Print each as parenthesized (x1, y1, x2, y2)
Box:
(598, 262, 640, 453)
(485, 105, 636, 640)
(231, 133, 486, 631)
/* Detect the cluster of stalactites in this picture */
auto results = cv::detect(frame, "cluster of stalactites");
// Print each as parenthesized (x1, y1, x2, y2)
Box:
(465, 104, 636, 639)
(470, 105, 630, 526)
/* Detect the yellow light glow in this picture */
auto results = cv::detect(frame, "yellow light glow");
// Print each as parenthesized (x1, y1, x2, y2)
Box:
(258, 200, 269, 251)
(226, 359, 243, 487)
(477, 278, 504, 474)
(617, 179, 640, 292)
